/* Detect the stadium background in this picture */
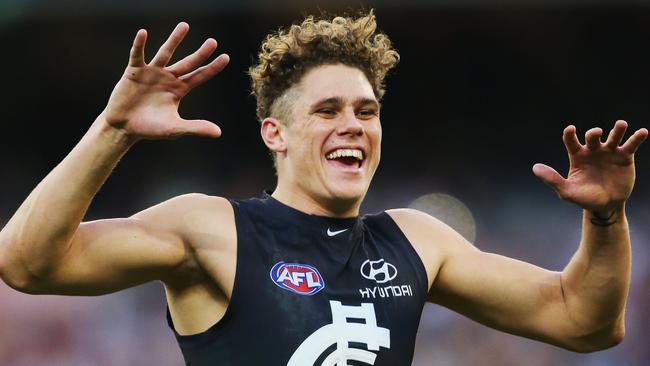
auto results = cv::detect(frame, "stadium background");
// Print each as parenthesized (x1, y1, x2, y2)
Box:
(0, 0, 649, 365)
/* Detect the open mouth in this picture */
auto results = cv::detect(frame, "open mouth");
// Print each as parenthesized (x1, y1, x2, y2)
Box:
(325, 148, 364, 170)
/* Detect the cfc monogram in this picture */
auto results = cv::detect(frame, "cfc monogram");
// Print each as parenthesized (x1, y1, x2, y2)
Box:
(287, 301, 390, 366)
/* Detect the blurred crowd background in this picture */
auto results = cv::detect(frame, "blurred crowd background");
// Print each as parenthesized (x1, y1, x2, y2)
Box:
(1, 0, 650, 365)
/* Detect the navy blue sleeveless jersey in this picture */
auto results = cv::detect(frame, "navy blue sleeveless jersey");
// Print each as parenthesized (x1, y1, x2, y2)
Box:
(167, 194, 429, 365)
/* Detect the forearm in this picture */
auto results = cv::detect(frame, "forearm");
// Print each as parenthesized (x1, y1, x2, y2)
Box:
(0, 115, 134, 285)
(561, 207, 630, 337)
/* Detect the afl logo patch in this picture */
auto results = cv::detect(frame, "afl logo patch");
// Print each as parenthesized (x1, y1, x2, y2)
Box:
(270, 261, 325, 296)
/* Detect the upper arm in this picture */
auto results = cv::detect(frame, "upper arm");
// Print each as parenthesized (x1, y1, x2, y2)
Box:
(38, 193, 218, 295)
(388, 208, 583, 351)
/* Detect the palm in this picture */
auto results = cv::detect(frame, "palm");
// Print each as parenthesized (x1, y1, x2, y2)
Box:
(533, 121, 648, 214)
(102, 23, 229, 140)
(106, 67, 183, 136)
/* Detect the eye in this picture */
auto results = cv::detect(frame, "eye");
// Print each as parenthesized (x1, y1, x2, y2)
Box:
(357, 109, 378, 119)
(316, 108, 337, 117)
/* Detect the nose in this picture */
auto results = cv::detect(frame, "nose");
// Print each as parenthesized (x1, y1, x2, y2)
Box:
(336, 108, 363, 136)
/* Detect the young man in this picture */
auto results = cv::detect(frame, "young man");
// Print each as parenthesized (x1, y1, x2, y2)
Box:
(0, 11, 647, 365)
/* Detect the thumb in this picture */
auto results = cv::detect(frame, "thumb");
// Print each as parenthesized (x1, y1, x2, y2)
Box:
(174, 118, 222, 138)
(532, 163, 567, 197)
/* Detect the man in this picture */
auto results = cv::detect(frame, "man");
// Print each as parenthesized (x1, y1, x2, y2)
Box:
(0, 11, 647, 365)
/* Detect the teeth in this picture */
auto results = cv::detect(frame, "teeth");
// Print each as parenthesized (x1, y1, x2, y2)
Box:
(326, 149, 364, 160)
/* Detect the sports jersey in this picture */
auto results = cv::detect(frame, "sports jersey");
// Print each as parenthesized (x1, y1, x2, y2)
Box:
(167, 193, 429, 365)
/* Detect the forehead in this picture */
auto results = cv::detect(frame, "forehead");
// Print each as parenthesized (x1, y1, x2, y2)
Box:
(294, 64, 376, 105)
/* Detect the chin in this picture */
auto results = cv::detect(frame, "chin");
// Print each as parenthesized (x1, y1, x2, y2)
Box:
(324, 184, 367, 209)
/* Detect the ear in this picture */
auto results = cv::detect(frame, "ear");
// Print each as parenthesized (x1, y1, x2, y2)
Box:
(260, 117, 287, 153)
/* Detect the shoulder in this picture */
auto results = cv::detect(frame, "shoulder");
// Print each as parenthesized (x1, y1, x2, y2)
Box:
(132, 193, 236, 251)
(141, 192, 231, 211)
(132, 193, 238, 282)
(386, 208, 474, 251)
(133, 193, 233, 228)
(385, 208, 460, 244)
(385, 208, 475, 285)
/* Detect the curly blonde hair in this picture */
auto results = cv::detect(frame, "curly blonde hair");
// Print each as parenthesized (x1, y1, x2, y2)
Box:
(249, 10, 400, 123)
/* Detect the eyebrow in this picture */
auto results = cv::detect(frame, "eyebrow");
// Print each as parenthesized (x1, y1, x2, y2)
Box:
(309, 96, 381, 110)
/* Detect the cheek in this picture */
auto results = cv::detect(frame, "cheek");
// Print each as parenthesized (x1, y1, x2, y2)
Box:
(368, 123, 382, 153)
(290, 131, 323, 166)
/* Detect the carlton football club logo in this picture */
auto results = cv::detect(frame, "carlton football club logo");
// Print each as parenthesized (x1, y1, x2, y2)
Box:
(288, 301, 390, 365)
(270, 261, 325, 295)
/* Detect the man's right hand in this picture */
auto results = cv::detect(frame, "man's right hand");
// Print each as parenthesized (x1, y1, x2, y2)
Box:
(0, 23, 232, 296)
(101, 22, 228, 141)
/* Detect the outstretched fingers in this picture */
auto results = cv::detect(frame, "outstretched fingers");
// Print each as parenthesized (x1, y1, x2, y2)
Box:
(151, 22, 190, 67)
(167, 38, 218, 77)
(562, 125, 582, 154)
(604, 120, 628, 149)
(180, 53, 230, 90)
(585, 127, 603, 150)
(129, 29, 148, 67)
(621, 127, 649, 154)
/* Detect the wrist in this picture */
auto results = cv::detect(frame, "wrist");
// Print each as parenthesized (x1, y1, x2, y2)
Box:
(94, 113, 139, 149)
(587, 205, 625, 227)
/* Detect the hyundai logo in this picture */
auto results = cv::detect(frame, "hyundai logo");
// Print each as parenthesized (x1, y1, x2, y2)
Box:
(360, 259, 397, 284)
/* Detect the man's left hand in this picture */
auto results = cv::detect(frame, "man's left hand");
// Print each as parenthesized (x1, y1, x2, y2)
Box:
(533, 120, 648, 216)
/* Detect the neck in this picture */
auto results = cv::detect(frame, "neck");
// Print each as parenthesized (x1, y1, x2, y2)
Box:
(271, 183, 361, 218)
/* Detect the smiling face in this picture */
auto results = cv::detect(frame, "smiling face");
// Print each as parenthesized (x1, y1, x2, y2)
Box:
(262, 64, 382, 216)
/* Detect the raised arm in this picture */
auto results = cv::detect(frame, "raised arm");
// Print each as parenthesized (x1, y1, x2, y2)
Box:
(529, 120, 647, 348)
(0, 23, 229, 295)
(390, 120, 647, 353)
